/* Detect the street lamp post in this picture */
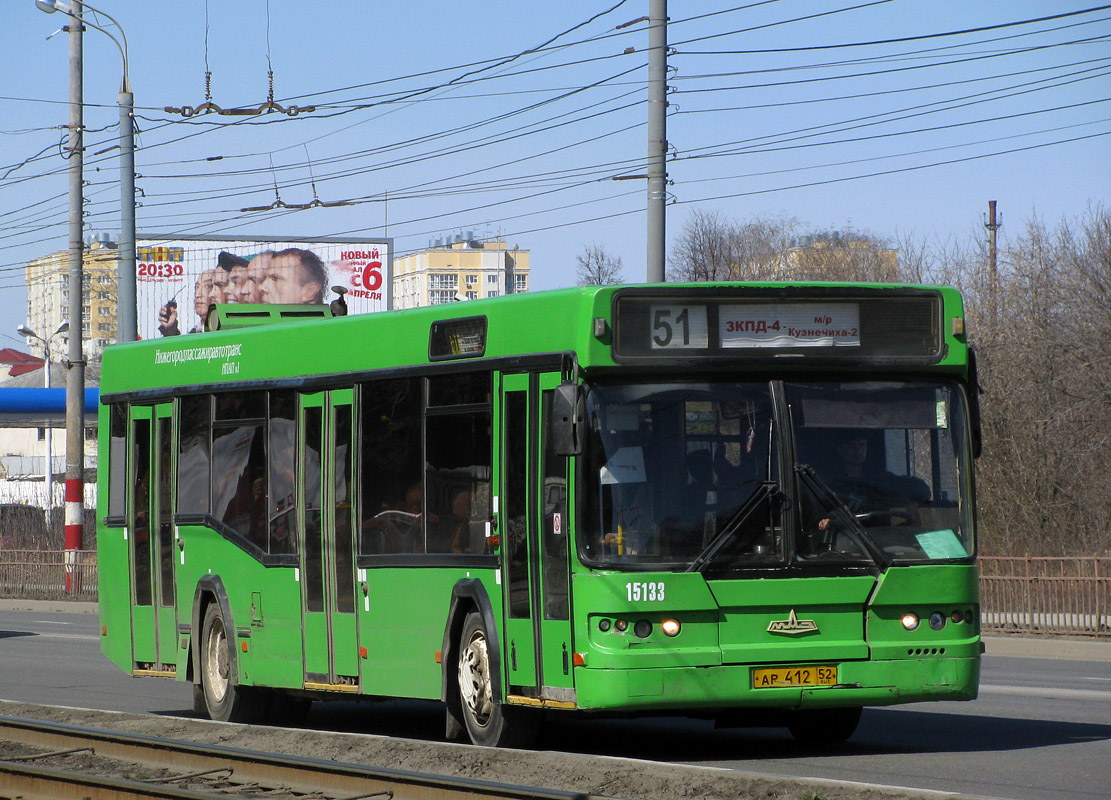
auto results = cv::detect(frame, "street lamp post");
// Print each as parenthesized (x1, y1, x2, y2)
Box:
(37, 0, 135, 343)
(18, 323, 70, 531)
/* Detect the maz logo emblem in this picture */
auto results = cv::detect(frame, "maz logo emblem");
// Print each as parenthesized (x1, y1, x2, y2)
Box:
(767, 609, 819, 635)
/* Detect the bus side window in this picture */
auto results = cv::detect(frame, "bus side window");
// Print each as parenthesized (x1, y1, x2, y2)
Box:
(425, 412, 491, 554)
(268, 391, 297, 555)
(424, 373, 492, 556)
(359, 377, 423, 554)
(176, 395, 210, 516)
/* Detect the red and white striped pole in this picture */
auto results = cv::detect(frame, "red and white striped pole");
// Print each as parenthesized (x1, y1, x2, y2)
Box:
(61, 3, 87, 596)
(64, 479, 83, 593)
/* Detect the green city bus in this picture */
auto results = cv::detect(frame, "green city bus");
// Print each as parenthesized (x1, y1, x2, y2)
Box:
(97, 283, 982, 746)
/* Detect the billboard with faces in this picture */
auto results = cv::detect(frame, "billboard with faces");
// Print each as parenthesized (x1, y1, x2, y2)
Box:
(134, 236, 391, 339)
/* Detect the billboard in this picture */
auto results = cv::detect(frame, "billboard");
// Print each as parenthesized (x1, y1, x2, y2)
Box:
(134, 236, 391, 340)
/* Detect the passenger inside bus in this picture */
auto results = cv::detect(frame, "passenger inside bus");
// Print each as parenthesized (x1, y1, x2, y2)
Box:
(363, 481, 425, 554)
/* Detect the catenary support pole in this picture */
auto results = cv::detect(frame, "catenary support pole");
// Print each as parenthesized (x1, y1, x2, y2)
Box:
(65, 1, 86, 592)
(646, 0, 667, 283)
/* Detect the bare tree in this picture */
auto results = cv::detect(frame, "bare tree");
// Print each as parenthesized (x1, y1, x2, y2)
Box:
(575, 244, 624, 286)
(669, 209, 797, 281)
(961, 206, 1111, 556)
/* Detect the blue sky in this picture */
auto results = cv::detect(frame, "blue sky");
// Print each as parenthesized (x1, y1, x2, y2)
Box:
(1, 0, 1108, 348)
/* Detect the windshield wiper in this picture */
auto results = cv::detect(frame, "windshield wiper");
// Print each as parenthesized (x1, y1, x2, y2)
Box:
(685, 482, 777, 573)
(795, 464, 892, 570)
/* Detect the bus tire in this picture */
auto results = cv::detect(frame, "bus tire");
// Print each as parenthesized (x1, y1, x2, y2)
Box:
(199, 603, 265, 723)
(787, 706, 862, 744)
(457, 611, 539, 747)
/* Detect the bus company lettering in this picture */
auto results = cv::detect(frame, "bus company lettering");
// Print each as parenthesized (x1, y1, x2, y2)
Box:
(154, 343, 243, 366)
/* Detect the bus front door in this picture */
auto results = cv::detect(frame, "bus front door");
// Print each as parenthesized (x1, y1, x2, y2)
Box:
(299, 390, 359, 691)
(499, 372, 575, 705)
(128, 403, 178, 676)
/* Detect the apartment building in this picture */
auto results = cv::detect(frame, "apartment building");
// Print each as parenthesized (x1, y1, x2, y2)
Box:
(392, 234, 529, 309)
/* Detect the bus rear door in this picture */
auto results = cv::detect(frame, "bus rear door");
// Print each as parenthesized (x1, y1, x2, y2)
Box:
(499, 372, 574, 705)
(128, 402, 177, 676)
(299, 390, 359, 691)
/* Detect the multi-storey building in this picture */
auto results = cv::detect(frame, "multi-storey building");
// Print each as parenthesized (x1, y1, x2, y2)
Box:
(392, 234, 529, 309)
(24, 234, 118, 360)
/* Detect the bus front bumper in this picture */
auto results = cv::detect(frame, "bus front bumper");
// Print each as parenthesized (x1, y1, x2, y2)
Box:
(570, 654, 980, 711)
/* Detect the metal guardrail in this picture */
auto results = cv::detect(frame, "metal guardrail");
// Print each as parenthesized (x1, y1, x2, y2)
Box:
(0, 552, 1107, 636)
(980, 556, 1110, 637)
(0, 549, 97, 601)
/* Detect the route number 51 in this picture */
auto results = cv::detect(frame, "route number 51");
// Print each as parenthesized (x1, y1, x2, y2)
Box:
(650, 305, 708, 349)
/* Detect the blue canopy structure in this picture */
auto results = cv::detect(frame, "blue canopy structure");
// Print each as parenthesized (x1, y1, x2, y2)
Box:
(0, 388, 100, 427)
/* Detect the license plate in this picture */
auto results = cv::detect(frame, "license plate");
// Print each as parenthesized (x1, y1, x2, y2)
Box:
(752, 665, 838, 689)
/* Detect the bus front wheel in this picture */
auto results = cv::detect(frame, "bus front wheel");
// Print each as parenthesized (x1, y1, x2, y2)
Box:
(199, 603, 265, 723)
(787, 706, 862, 744)
(457, 611, 539, 747)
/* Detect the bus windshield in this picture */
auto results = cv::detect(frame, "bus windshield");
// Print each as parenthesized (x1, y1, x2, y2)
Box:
(580, 380, 974, 571)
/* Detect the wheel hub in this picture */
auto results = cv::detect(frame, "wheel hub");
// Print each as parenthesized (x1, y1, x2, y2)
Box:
(458, 631, 493, 726)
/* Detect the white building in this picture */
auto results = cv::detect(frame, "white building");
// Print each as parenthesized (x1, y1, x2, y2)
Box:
(392, 234, 529, 309)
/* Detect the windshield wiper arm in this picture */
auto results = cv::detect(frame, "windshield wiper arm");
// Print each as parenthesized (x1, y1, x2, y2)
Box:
(795, 464, 892, 570)
(685, 482, 777, 573)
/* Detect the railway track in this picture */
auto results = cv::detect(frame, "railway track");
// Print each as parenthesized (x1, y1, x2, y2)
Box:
(0, 714, 605, 800)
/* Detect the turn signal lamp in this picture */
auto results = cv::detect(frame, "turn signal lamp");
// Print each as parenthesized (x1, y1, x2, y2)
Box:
(661, 619, 681, 637)
(598, 619, 612, 632)
(951, 611, 963, 624)
(901, 613, 920, 631)
(614, 619, 628, 632)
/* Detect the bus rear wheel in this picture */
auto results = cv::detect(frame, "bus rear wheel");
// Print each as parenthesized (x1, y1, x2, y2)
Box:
(457, 611, 539, 747)
(787, 706, 862, 744)
(199, 603, 265, 723)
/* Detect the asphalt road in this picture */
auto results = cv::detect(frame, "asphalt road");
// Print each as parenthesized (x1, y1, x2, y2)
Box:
(1, 601, 1109, 800)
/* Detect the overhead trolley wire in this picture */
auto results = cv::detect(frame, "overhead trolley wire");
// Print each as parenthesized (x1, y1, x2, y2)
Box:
(672, 3, 1111, 51)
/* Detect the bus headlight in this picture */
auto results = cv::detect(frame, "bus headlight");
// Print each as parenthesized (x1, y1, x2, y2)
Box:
(661, 618, 681, 637)
(901, 613, 920, 631)
(929, 612, 946, 631)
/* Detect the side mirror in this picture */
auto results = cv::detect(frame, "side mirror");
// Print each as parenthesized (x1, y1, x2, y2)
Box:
(552, 382, 584, 456)
(968, 346, 983, 459)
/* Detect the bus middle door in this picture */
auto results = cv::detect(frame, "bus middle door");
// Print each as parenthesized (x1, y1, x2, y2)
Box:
(499, 372, 574, 705)
(299, 390, 359, 691)
(128, 402, 178, 676)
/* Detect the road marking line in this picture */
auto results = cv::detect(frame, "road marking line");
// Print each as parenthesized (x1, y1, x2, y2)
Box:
(980, 683, 1111, 701)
